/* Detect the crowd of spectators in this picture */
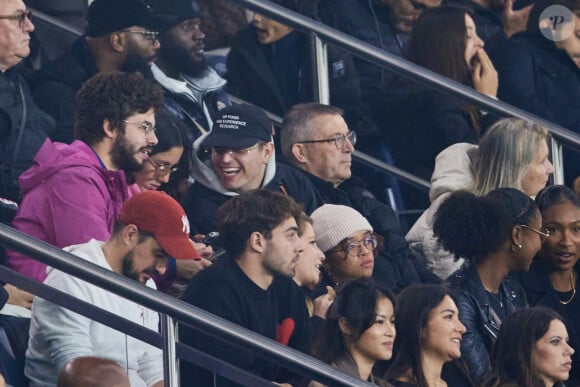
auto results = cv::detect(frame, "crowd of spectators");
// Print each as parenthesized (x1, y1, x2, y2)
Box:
(0, 0, 579, 385)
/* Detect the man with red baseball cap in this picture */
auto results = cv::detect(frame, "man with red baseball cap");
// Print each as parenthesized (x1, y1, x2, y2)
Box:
(26, 191, 199, 387)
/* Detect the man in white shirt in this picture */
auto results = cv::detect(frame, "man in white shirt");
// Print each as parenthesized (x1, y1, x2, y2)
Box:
(25, 191, 201, 387)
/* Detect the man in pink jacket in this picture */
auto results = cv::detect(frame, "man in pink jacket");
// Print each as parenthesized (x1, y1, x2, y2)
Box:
(6, 72, 163, 281)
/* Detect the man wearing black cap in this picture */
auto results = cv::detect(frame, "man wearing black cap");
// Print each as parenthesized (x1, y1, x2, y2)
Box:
(183, 103, 323, 237)
(146, 0, 230, 145)
(29, 0, 160, 143)
(26, 190, 201, 387)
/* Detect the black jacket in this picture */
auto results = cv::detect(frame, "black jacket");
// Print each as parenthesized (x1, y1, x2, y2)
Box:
(0, 66, 54, 202)
(226, 26, 378, 138)
(513, 259, 580, 386)
(447, 262, 528, 383)
(29, 37, 97, 144)
(302, 169, 441, 292)
(316, 0, 407, 93)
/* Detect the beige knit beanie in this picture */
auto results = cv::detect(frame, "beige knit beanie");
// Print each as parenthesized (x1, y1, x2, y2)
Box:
(311, 204, 373, 253)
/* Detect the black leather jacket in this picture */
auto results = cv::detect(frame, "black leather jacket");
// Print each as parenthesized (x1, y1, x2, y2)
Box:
(447, 262, 528, 383)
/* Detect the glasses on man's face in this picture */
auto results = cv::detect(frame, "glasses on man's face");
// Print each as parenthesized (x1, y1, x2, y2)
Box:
(147, 158, 178, 177)
(520, 224, 551, 243)
(297, 131, 357, 150)
(330, 233, 378, 258)
(122, 120, 157, 137)
(209, 143, 261, 157)
(118, 29, 159, 46)
(180, 20, 202, 32)
(0, 9, 32, 28)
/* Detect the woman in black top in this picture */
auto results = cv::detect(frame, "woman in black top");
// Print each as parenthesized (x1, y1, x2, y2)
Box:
(515, 185, 580, 385)
(434, 188, 543, 382)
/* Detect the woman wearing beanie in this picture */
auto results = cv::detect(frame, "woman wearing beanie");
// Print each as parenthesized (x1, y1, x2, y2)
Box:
(434, 188, 543, 383)
(311, 205, 378, 287)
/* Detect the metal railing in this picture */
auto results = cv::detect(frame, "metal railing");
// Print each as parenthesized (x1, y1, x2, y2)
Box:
(0, 224, 372, 387)
(232, 0, 580, 185)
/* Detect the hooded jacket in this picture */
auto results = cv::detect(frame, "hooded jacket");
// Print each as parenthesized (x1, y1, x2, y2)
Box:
(183, 133, 324, 236)
(6, 140, 128, 281)
(406, 143, 477, 280)
(151, 63, 230, 145)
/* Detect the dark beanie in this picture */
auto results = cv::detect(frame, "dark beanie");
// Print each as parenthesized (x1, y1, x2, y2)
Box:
(145, 0, 202, 32)
(86, 0, 154, 37)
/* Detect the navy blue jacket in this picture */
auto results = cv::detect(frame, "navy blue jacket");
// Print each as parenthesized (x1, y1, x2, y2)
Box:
(492, 31, 580, 183)
(0, 66, 54, 201)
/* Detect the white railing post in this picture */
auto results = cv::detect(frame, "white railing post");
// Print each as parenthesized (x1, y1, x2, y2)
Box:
(161, 314, 179, 387)
(551, 138, 565, 185)
(311, 33, 330, 105)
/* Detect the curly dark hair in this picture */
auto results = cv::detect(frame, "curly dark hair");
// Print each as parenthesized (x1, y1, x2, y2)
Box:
(74, 72, 163, 145)
(433, 188, 539, 265)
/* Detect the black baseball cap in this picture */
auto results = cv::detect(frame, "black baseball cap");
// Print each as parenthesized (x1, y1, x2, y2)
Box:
(86, 0, 154, 37)
(203, 104, 272, 149)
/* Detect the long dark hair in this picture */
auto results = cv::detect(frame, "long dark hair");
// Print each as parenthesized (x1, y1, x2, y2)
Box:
(407, 6, 473, 87)
(406, 6, 481, 133)
(433, 188, 539, 265)
(385, 284, 457, 387)
(311, 278, 395, 364)
(485, 307, 566, 387)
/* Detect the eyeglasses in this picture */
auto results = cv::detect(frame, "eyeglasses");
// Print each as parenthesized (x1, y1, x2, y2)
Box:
(297, 131, 357, 150)
(147, 158, 178, 177)
(520, 224, 550, 243)
(122, 120, 157, 137)
(0, 9, 32, 28)
(180, 20, 202, 32)
(330, 233, 378, 257)
(118, 29, 159, 45)
(209, 143, 261, 157)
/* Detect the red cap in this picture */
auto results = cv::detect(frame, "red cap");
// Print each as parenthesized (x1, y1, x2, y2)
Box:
(118, 191, 201, 260)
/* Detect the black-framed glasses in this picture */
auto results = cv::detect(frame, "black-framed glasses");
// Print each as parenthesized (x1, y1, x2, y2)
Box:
(118, 29, 159, 45)
(0, 9, 31, 28)
(122, 120, 157, 137)
(147, 158, 178, 177)
(330, 233, 378, 257)
(297, 131, 357, 150)
(520, 224, 550, 243)
(209, 143, 261, 157)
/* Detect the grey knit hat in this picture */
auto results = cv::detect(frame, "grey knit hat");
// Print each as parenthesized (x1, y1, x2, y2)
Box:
(311, 204, 373, 253)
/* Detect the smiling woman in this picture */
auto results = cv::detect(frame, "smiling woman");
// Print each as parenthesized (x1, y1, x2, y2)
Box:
(385, 284, 471, 387)
(129, 109, 187, 197)
(310, 278, 396, 387)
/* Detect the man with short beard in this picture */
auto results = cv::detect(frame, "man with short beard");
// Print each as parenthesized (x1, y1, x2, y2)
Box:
(26, 191, 201, 387)
(180, 190, 309, 387)
(6, 72, 163, 282)
(147, 0, 230, 145)
(30, 0, 160, 144)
